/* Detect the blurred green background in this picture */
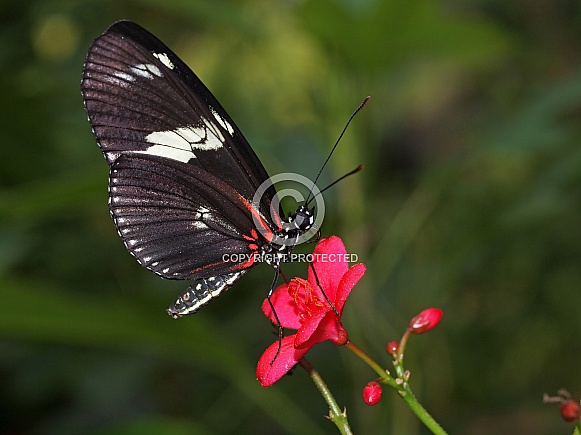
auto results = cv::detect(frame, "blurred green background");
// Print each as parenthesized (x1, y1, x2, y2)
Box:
(1, 0, 580, 433)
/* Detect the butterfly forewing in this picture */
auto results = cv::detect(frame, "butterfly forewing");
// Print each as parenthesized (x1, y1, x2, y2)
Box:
(81, 20, 281, 220)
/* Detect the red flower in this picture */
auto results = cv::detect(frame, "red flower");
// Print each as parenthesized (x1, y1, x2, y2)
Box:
(256, 236, 366, 387)
(409, 308, 443, 334)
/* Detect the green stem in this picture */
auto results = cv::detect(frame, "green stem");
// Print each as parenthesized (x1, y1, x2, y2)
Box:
(299, 358, 353, 435)
(344, 340, 392, 381)
(344, 340, 448, 435)
(393, 329, 412, 378)
(397, 386, 448, 435)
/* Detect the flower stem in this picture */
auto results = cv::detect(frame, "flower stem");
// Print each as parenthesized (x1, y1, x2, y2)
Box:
(393, 329, 412, 378)
(344, 340, 391, 380)
(299, 358, 353, 435)
(397, 387, 448, 435)
(344, 340, 448, 435)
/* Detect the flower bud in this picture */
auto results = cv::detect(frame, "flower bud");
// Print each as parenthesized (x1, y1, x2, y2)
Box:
(560, 400, 581, 423)
(409, 308, 443, 334)
(386, 341, 399, 356)
(363, 381, 382, 406)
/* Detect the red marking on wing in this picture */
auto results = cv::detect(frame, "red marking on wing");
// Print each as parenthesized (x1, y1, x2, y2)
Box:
(235, 256, 255, 269)
(190, 255, 255, 275)
(269, 203, 283, 232)
(243, 229, 259, 242)
(236, 193, 275, 243)
(191, 260, 230, 274)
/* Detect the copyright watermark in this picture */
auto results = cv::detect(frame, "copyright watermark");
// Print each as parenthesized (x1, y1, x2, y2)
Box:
(222, 252, 359, 264)
(252, 172, 325, 246)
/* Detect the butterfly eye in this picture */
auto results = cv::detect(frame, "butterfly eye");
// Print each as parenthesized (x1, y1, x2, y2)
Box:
(293, 206, 314, 232)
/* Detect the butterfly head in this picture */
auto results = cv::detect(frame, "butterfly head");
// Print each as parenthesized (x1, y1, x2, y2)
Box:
(286, 205, 315, 233)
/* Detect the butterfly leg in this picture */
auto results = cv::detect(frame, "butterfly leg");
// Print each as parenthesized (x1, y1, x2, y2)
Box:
(309, 261, 339, 315)
(266, 265, 285, 364)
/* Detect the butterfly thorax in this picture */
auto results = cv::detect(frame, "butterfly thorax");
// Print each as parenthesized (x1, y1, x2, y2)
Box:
(264, 205, 316, 261)
(286, 205, 315, 233)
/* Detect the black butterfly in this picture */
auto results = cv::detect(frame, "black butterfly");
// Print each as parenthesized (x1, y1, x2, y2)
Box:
(81, 21, 316, 318)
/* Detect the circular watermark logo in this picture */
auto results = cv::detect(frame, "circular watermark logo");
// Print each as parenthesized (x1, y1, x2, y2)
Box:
(252, 172, 325, 247)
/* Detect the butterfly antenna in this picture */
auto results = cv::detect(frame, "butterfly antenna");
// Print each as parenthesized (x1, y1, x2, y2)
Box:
(305, 96, 370, 205)
(306, 164, 364, 206)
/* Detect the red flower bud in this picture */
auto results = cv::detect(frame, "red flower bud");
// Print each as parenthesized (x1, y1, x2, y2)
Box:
(560, 400, 581, 423)
(386, 341, 399, 356)
(363, 381, 382, 406)
(409, 308, 443, 334)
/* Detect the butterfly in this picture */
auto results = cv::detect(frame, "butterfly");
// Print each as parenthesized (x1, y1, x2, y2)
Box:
(81, 21, 317, 318)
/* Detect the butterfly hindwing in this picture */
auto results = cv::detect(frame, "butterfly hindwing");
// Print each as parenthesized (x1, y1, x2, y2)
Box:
(109, 153, 266, 280)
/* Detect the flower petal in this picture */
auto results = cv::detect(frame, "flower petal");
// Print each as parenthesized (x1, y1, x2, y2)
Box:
(294, 308, 329, 347)
(335, 263, 366, 313)
(296, 311, 348, 347)
(308, 236, 349, 301)
(256, 335, 309, 387)
(261, 283, 302, 330)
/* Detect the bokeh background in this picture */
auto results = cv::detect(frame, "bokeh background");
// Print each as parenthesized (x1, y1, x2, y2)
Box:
(1, 1, 581, 434)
